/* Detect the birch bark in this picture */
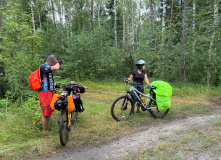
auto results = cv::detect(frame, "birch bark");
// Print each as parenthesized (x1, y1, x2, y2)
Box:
(114, 0, 117, 45)
(192, 0, 196, 54)
(162, 0, 167, 42)
(180, 0, 188, 82)
(207, 0, 219, 85)
(123, 0, 125, 45)
(149, 0, 155, 32)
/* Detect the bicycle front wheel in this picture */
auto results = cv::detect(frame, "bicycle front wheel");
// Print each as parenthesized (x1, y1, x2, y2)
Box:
(148, 98, 170, 118)
(111, 95, 134, 121)
(59, 108, 70, 146)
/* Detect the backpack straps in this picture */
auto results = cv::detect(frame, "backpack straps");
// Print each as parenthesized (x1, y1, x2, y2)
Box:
(39, 65, 46, 83)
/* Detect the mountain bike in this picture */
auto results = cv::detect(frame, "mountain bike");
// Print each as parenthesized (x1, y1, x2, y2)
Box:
(111, 80, 170, 121)
(54, 82, 85, 146)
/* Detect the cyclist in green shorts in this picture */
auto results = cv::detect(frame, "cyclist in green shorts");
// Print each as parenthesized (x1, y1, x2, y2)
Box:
(124, 60, 151, 113)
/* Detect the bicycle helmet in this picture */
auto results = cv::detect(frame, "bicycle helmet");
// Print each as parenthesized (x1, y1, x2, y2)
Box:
(135, 60, 146, 69)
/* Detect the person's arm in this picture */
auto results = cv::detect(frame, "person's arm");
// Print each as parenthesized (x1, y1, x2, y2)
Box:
(51, 60, 63, 71)
(51, 63, 60, 71)
(144, 73, 150, 85)
(127, 74, 133, 81)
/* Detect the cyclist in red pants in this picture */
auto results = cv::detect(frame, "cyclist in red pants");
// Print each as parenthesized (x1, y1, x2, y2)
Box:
(38, 55, 63, 131)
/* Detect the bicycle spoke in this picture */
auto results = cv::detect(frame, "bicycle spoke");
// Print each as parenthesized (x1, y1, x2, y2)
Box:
(59, 108, 70, 146)
(111, 96, 133, 121)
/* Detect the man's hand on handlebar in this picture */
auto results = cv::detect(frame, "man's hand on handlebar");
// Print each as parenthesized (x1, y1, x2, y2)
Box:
(55, 84, 61, 89)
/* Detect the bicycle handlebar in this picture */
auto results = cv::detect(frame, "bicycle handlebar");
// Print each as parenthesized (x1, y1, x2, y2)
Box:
(124, 80, 156, 89)
(124, 80, 142, 86)
(62, 83, 83, 92)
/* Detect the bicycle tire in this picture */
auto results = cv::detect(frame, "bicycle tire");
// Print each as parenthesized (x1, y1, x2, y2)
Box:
(111, 95, 134, 121)
(148, 95, 170, 118)
(59, 108, 70, 146)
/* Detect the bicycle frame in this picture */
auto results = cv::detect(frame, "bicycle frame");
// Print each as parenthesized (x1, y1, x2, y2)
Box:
(124, 84, 156, 110)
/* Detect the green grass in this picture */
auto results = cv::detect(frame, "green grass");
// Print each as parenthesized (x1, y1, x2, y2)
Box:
(172, 82, 221, 97)
(0, 81, 220, 159)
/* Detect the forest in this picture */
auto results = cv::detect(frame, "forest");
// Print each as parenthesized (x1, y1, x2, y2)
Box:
(0, 0, 221, 100)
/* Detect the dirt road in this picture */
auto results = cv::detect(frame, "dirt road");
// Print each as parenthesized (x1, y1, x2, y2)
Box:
(45, 110, 221, 160)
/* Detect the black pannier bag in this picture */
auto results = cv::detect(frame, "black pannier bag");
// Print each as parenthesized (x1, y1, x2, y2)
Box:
(73, 94, 84, 112)
(54, 98, 67, 111)
(77, 85, 85, 93)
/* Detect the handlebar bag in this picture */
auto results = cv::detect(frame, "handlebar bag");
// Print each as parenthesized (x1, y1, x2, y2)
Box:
(54, 97, 67, 111)
(77, 86, 85, 93)
(73, 94, 84, 112)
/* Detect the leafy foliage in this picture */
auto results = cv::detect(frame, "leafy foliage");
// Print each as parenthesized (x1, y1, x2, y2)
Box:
(0, 0, 221, 101)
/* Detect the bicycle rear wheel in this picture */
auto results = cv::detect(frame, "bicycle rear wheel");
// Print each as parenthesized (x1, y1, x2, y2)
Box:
(59, 108, 70, 146)
(111, 95, 134, 121)
(148, 92, 170, 118)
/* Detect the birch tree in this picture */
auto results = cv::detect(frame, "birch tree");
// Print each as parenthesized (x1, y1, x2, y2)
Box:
(90, 0, 94, 31)
(0, 0, 5, 98)
(122, 0, 125, 45)
(170, 0, 173, 30)
(149, 0, 155, 32)
(162, 0, 166, 42)
(97, 1, 101, 26)
(114, 0, 117, 45)
(51, 0, 56, 26)
(137, 0, 142, 46)
(64, 0, 72, 37)
(129, 0, 134, 54)
(29, 1, 35, 33)
(180, 0, 188, 82)
(207, 0, 219, 85)
(162, 0, 166, 34)
(192, 0, 196, 54)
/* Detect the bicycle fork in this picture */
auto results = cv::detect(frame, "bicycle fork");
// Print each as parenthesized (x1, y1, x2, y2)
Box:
(68, 112, 72, 127)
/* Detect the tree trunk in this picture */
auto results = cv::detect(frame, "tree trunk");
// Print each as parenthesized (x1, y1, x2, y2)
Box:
(90, 0, 94, 32)
(51, 0, 56, 27)
(149, 0, 155, 32)
(180, 0, 188, 82)
(138, 0, 142, 47)
(207, 0, 219, 85)
(129, 0, 134, 54)
(114, 0, 117, 45)
(58, 0, 63, 24)
(97, 2, 101, 26)
(123, 0, 125, 45)
(192, 0, 196, 54)
(0, 0, 5, 98)
(162, 0, 167, 40)
(64, 0, 71, 37)
(128, 0, 134, 70)
(30, 1, 35, 33)
(38, 9, 41, 28)
(170, 0, 173, 30)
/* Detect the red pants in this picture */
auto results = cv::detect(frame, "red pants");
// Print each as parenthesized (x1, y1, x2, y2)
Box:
(38, 91, 54, 116)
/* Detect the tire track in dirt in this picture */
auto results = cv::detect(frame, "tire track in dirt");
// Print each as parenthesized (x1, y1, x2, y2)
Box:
(45, 110, 221, 160)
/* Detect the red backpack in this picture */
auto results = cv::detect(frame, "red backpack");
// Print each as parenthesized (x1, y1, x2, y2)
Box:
(29, 68, 46, 91)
